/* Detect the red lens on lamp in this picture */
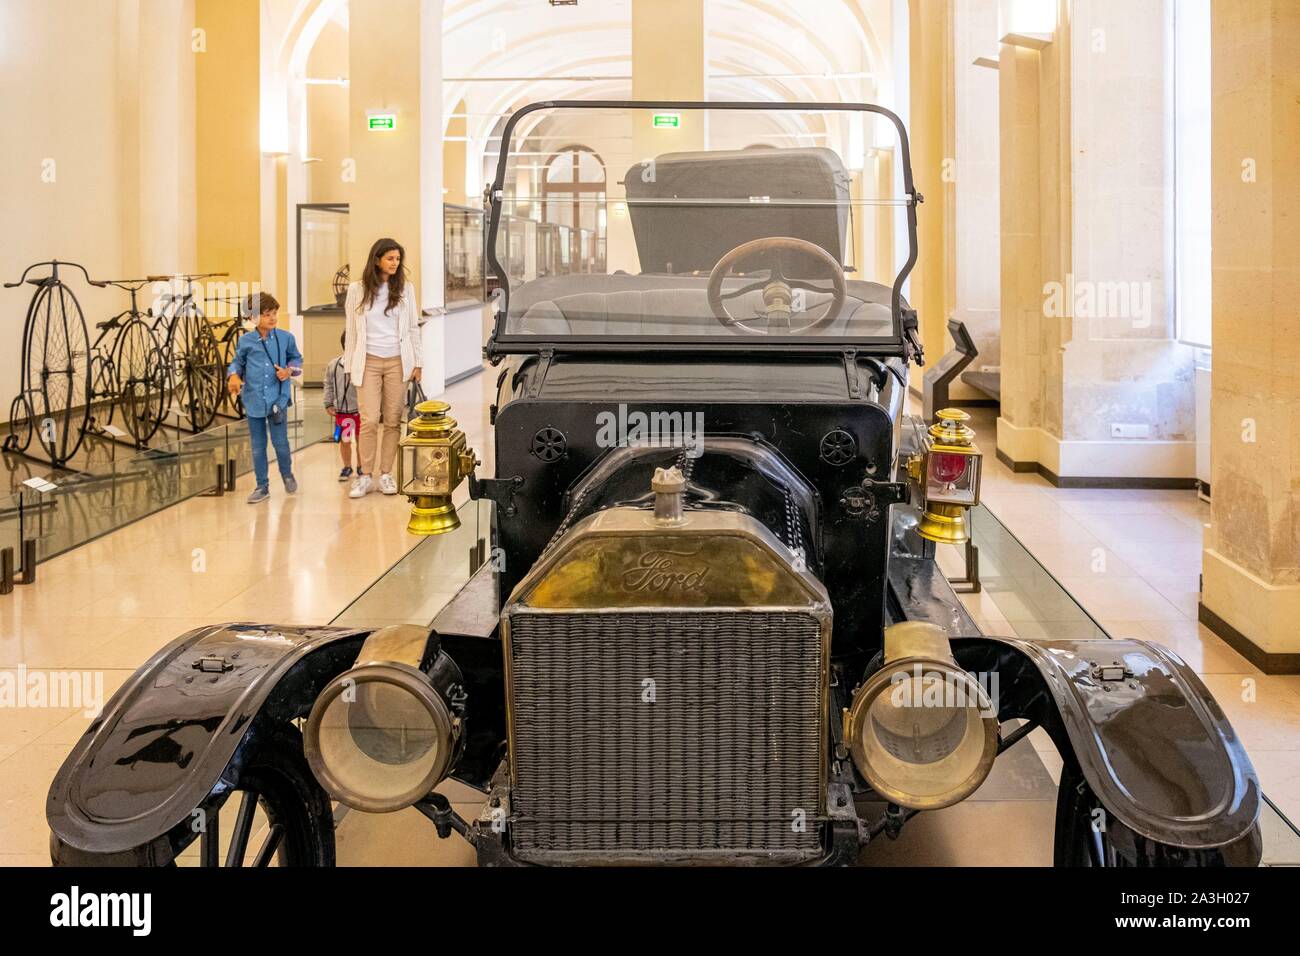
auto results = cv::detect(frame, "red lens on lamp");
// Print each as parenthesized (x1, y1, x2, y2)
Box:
(930, 452, 968, 484)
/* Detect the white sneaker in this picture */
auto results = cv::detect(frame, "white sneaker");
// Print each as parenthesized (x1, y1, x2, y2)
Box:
(349, 474, 373, 499)
(378, 473, 398, 496)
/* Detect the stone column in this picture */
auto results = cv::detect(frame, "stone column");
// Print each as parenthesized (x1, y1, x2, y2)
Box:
(348, 0, 445, 395)
(994, 22, 1057, 469)
(908, 0, 956, 380)
(606, 0, 706, 274)
(1200, 0, 1300, 673)
(195, 0, 260, 285)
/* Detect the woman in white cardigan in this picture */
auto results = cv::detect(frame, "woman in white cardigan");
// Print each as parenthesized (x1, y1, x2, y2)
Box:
(343, 237, 423, 498)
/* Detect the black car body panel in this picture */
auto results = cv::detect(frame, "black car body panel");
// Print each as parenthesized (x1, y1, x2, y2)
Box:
(953, 636, 1261, 851)
(47, 624, 369, 863)
(493, 353, 905, 662)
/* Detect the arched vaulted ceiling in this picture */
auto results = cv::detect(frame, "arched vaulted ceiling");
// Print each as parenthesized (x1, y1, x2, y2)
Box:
(440, 0, 896, 189)
(269, 0, 897, 195)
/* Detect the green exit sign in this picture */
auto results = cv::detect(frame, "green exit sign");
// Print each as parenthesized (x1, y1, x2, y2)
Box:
(652, 112, 681, 129)
(368, 113, 397, 131)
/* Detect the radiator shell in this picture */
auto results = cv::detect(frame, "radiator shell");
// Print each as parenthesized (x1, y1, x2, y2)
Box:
(501, 507, 832, 864)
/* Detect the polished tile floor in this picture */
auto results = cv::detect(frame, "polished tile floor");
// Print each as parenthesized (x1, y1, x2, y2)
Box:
(1, 379, 1296, 865)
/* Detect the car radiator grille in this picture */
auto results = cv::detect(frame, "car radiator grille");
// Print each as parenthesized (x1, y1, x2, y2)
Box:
(506, 610, 826, 862)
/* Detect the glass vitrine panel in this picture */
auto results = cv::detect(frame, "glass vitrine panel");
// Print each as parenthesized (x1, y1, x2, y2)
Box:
(444, 204, 486, 305)
(298, 204, 350, 312)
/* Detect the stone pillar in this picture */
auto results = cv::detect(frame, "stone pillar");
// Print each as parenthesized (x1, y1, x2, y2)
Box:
(443, 98, 469, 206)
(631, 0, 705, 101)
(348, 0, 445, 395)
(608, 0, 706, 274)
(994, 24, 1056, 468)
(1199, 0, 1300, 673)
(195, 0, 260, 285)
(908, 0, 956, 381)
(632, 0, 705, 156)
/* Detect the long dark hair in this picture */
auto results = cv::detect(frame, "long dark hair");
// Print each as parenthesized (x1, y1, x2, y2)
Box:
(361, 237, 408, 315)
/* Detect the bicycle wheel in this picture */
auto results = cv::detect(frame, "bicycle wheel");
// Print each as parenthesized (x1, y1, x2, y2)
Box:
(225, 328, 246, 418)
(169, 304, 223, 431)
(26, 280, 91, 466)
(4, 393, 34, 454)
(114, 319, 166, 445)
(87, 351, 117, 431)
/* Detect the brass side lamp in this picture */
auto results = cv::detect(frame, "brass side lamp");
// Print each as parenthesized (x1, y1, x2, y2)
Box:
(907, 408, 983, 545)
(397, 400, 479, 536)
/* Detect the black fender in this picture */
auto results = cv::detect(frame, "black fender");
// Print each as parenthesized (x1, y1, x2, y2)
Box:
(47, 622, 372, 865)
(954, 636, 1261, 858)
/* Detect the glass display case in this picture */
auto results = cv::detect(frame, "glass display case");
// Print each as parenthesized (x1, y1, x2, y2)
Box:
(297, 203, 350, 313)
(555, 223, 573, 275)
(576, 228, 595, 274)
(536, 222, 559, 278)
(505, 215, 538, 285)
(444, 204, 486, 306)
(488, 214, 539, 296)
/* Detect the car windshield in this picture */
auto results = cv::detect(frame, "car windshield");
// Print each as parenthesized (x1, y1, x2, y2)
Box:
(486, 102, 917, 353)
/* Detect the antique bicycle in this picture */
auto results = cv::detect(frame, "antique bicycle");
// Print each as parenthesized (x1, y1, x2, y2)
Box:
(205, 292, 249, 419)
(86, 279, 169, 446)
(147, 273, 226, 432)
(3, 260, 103, 468)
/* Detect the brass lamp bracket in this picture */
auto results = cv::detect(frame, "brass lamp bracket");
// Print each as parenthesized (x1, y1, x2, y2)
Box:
(839, 479, 908, 523)
(469, 474, 525, 517)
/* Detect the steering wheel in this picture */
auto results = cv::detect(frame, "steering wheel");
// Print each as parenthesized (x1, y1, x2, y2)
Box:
(706, 237, 848, 335)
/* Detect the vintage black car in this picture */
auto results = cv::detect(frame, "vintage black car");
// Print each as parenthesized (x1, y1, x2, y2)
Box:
(47, 101, 1260, 867)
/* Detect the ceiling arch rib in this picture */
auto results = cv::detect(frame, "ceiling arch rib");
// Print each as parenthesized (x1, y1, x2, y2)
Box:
(281, 0, 348, 78)
(713, 0, 864, 92)
(442, 0, 893, 112)
(451, 19, 845, 134)
(442, 20, 630, 115)
(710, 29, 851, 101)
(472, 62, 822, 164)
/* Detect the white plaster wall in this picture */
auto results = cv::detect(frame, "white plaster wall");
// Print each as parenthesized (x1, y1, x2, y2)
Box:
(0, 0, 196, 410)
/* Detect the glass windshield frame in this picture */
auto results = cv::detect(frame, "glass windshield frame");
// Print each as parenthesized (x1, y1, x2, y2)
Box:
(484, 100, 919, 358)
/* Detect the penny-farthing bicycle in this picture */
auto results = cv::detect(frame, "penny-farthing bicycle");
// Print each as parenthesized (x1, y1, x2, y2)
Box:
(3, 260, 103, 468)
(148, 273, 226, 432)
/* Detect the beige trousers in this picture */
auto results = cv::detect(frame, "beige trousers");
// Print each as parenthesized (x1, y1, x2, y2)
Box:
(357, 354, 405, 475)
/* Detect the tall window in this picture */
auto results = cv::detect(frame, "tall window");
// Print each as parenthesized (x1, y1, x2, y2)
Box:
(542, 145, 607, 272)
(1173, 0, 1212, 349)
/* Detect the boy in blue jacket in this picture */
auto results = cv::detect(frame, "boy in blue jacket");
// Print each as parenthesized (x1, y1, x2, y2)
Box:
(226, 293, 303, 503)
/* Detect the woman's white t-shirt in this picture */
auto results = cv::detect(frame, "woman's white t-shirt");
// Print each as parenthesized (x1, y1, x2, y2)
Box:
(364, 289, 402, 359)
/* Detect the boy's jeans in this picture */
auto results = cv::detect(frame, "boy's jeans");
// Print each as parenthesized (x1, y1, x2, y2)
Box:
(247, 414, 293, 490)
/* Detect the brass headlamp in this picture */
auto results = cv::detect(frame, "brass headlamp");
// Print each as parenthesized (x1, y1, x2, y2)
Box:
(397, 400, 479, 536)
(844, 621, 998, 810)
(907, 408, 983, 545)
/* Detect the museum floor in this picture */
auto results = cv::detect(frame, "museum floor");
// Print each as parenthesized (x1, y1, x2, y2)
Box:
(1, 374, 1297, 866)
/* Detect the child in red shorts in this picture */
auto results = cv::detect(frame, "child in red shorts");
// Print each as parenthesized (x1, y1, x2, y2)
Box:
(323, 332, 361, 482)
